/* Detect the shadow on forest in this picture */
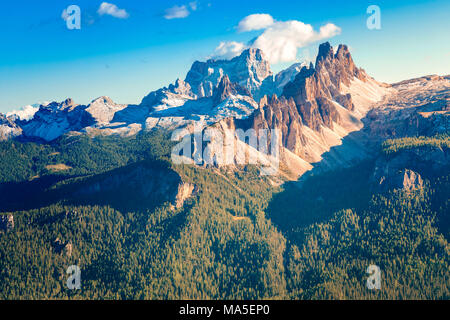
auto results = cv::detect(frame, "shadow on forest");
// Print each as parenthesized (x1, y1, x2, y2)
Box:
(0, 174, 76, 212)
(266, 122, 377, 243)
(0, 158, 184, 215)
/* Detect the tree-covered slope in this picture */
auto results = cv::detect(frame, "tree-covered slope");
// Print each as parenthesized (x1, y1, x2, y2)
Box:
(0, 133, 449, 299)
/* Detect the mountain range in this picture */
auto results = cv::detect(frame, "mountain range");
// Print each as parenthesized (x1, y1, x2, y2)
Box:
(2, 42, 448, 180)
(0, 41, 449, 300)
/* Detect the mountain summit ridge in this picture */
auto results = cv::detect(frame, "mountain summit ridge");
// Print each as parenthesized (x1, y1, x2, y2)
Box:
(1, 42, 448, 181)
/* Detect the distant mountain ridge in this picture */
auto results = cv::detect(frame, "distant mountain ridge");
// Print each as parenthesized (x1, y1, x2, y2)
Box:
(1, 42, 380, 141)
(1, 42, 448, 180)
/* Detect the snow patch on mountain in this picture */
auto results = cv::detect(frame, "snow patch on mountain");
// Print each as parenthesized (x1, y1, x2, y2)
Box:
(274, 62, 308, 95)
(185, 48, 273, 100)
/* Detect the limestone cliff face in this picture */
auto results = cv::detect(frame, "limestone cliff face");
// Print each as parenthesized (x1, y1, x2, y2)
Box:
(231, 42, 377, 164)
(365, 92, 449, 140)
(238, 95, 307, 157)
(185, 48, 272, 100)
(175, 183, 196, 209)
(282, 42, 368, 131)
(373, 167, 424, 193)
(0, 114, 22, 141)
(74, 160, 195, 209)
(372, 145, 449, 192)
(140, 78, 197, 111)
(212, 75, 252, 106)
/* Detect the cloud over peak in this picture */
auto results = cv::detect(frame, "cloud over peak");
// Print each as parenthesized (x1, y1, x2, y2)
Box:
(213, 14, 341, 64)
(210, 41, 247, 60)
(98, 2, 129, 19)
(237, 13, 274, 32)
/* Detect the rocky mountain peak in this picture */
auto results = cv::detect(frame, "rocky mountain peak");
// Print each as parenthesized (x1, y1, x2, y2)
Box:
(241, 47, 264, 59)
(0, 114, 22, 141)
(91, 96, 114, 105)
(86, 96, 126, 124)
(43, 98, 78, 113)
(335, 44, 351, 59)
(185, 48, 272, 100)
(238, 92, 307, 160)
(168, 78, 194, 96)
(282, 42, 369, 131)
(0, 113, 16, 126)
(63, 98, 75, 106)
(212, 75, 251, 105)
(140, 77, 196, 111)
(274, 62, 309, 95)
(316, 41, 334, 65)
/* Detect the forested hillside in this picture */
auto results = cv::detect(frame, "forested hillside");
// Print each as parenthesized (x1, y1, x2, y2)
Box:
(0, 132, 449, 299)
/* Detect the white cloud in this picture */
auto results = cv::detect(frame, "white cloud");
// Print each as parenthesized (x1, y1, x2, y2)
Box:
(212, 14, 341, 64)
(318, 23, 341, 39)
(251, 20, 341, 64)
(211, 41, 247, 60)
(97, 2, 129, 19)
(164, 5, 190, 19)
(6, 105, 40, 121)
(237, 13, 274, 32)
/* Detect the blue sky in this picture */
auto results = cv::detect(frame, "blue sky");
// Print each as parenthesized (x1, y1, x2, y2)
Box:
(0, 0, 449, 113)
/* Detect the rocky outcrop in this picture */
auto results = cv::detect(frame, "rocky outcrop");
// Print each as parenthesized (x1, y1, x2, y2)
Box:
(85, 96, 127, 124)
(282, 42, 370, 131)
(185, 48, 273, 100)
(238, 95, 307, 157)
(274, 62, 307, 96)
(334, 93, 355, 111)
(212, 75, 251, 106)
(0, 215, 14, 232)
(373, 168, 423, 193)
(365, 79, 449, 141)
(140, 78, 197, 111)
(74, 160, 196, 210)
(372, 144, 449, 192)
(401, 169, 424, 191)
(0, 114, 22, 141)
(175, 183, 196, 209)
(20, 98, 95, 142)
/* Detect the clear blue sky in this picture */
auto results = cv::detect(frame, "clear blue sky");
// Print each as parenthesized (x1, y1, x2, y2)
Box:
(0, 0, 449, 113)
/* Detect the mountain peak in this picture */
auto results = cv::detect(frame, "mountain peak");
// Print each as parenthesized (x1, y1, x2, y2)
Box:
(336, 44, 350, 56)
(240, 47, 265, 62)
(91, 96, 114, 105)
(212, 75, 251, 105)
(282, 42, 371, 131)
(316, 41, 334, 65)
(43, 98, 77, 112)
(185, 47, 272, 100)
